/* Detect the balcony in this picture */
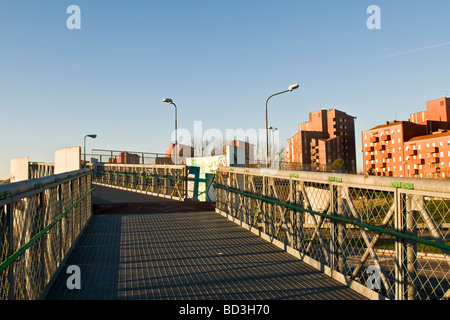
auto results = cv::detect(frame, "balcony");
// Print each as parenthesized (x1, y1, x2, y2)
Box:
(428, 146, 439, 153)
(375, 162, 386, 168)
(381, 153, 392, 159)
(365, 155, 375, 161)
(364, 146, 374, 152)
(370, 136, 379, 143)
(406, 149, 417, 156)
(380, 135, 391, 141)
(409, 169, 419, 175)
(429, 157, 440, 163)
(375, 144, 386, 151)
(413, 158, 425, 165)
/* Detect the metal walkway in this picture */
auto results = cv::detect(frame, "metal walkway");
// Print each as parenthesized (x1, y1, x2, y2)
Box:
(42, 186, 367, 300)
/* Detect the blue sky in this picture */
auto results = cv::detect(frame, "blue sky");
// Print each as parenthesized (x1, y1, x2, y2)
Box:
(1, 0, 450, 179)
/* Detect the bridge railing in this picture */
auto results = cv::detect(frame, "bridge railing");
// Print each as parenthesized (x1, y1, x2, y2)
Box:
(90, 163, 194, 201)
(0, 169, 94, 300)
(215, 166, 450, 300)
(28, 162, 55, 180)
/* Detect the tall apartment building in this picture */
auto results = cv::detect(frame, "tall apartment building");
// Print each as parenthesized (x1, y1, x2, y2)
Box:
(362, 97, 450, 178)
(285, 108, 357, 173)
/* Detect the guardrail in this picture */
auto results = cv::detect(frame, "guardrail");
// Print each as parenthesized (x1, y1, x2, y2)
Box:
(215, 167, 450, 300)
(29, 162, 55, 180)
(90, 163, 195, 201)
(0, 169, 94, 300)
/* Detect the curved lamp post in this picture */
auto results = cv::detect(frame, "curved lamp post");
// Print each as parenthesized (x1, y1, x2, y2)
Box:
(265, 84, 299, 164)
(163, 98, 178, 165)
(84, 134, 97, 164)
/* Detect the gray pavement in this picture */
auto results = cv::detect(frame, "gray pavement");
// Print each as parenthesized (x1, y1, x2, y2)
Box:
(43, 202, 367, 300)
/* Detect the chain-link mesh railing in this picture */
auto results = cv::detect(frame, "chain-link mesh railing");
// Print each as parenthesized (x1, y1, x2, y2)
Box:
(0, 169, 94, 300)
(215, 167, 450, 300)
(90, 163, 191, 201)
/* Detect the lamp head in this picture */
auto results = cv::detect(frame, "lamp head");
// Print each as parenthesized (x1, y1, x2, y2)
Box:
(163, 98, 173, 104)
(87, 134, 97, 139)
(288, 83, 299, 91)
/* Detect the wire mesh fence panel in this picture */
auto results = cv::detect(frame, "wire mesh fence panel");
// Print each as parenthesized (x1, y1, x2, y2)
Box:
(0, 170, 93, 300)
(214, 166, 450, 300)
(397, 190, 450, 300)
(91, 164, 190, 200)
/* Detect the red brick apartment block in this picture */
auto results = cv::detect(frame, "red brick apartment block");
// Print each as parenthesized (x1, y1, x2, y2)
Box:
(362, 97, 450, 179)
(286, 109, 357, 173)
(117, 152, 140, 164)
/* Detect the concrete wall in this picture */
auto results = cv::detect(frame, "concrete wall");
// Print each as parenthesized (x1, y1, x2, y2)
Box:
(55, 146, 81, 174)
(10, 157, 29, 182)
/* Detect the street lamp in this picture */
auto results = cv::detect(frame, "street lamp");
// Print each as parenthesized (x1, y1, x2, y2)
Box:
(163, 98, 178, 165)
(265, 84, 299, 164)
(84, 134, 97, 164)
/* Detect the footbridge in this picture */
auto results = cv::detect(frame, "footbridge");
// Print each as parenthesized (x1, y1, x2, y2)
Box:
(1, 163, 449, 301)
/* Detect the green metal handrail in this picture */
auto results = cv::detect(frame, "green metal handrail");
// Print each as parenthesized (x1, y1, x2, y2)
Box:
(0, 187, 96, 274)
(214, 183, 450, 253)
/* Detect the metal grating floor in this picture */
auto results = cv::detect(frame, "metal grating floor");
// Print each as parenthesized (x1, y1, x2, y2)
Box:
(44, 210, 367, 300)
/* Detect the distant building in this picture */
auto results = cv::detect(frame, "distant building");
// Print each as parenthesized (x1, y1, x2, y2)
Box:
(223, 140, 255, 166)
(362, 97, 450, 178)
(162, 143, 194, 165)
(286, 108, 357, 173)
(117, 152, 140, 164)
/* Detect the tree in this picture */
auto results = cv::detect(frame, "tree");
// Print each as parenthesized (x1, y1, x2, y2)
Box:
(367, 167, 375, 175)
(332, 158, 346, 171)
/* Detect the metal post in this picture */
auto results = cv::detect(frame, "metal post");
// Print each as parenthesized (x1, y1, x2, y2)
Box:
(7, 201, 15, 300)
(337, 186, 347, 273)
(406, 195, 417, 300)
(265, 91, 288, 165)
(394, 189, 404, 300)
(39, 189, 46, 294)
(174, 103, 177, 165)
